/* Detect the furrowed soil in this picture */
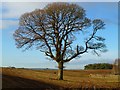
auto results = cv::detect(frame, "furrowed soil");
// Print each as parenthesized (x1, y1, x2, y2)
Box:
(0, 68, 120, 90)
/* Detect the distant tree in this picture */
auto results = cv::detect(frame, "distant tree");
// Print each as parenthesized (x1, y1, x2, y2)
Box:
(8, 66, 16, 69)
(112, 59, 120, 75)
(13, 3, 107, 80)
(84, 63, 113, 70)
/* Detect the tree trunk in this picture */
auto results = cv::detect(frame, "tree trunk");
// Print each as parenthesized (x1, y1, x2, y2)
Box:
(58, 61, 63, 80)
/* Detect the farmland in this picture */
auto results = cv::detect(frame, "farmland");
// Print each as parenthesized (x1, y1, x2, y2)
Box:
(1, 68, 120, 89)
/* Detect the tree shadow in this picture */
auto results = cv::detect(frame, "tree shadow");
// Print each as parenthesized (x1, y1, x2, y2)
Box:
(2, 74, 63, 90)
(2, 74, 119, 90)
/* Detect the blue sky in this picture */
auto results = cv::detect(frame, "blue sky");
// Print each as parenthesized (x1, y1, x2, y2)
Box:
(1, 2, 118, 69)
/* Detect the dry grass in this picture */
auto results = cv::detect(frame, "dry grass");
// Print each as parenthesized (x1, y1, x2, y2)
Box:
(1, 68, 120, 89)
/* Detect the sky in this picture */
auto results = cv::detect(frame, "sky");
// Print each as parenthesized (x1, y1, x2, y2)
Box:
(0, 1, 119, 69)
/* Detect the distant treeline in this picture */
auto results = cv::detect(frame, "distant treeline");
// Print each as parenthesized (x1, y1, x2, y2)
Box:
(84, 63, 113, 70)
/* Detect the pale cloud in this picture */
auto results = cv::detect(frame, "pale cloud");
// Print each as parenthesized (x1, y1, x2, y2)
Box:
(1, 2, 50, 29)
(2, 2, 50, 19)
(69, 51, 118, 64)
(2, 20, 18, 30)
(0, 3, 2, 18)
(0, 20, 1, 25)
(1, 0, 119, 2)
(65, 51, 118, 69)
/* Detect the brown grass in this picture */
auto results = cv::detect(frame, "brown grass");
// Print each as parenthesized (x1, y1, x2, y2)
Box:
(1, 68, 120, 89)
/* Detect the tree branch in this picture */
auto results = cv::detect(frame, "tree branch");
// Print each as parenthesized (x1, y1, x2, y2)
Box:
(63, 28, 97, 63)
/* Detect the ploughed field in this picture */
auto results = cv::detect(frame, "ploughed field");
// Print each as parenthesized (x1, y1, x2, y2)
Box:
(1, 68, 120, 89)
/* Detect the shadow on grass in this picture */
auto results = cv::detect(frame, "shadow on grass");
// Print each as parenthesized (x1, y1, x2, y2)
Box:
(2, 74, 63, 90)
(2, 74, 120, 90)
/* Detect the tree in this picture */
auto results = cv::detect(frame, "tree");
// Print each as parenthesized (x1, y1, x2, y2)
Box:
(13, 3, 107, 80)
(84, 63, 113, 70)
(112, 59, 120, 75)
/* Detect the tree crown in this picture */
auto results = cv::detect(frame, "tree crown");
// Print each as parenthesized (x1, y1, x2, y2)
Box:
(13, 3, 107, 63)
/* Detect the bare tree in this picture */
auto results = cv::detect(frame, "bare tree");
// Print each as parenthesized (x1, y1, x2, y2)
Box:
(13, 3, 107, 80)
(112, 59, 120, 75)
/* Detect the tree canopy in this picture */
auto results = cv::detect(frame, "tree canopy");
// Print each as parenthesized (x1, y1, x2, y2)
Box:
(13, 3, 107, 80)
(84, 63, 113, 70)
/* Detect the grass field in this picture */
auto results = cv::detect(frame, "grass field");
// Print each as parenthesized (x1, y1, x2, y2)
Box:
(1, 68, 120, 90)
